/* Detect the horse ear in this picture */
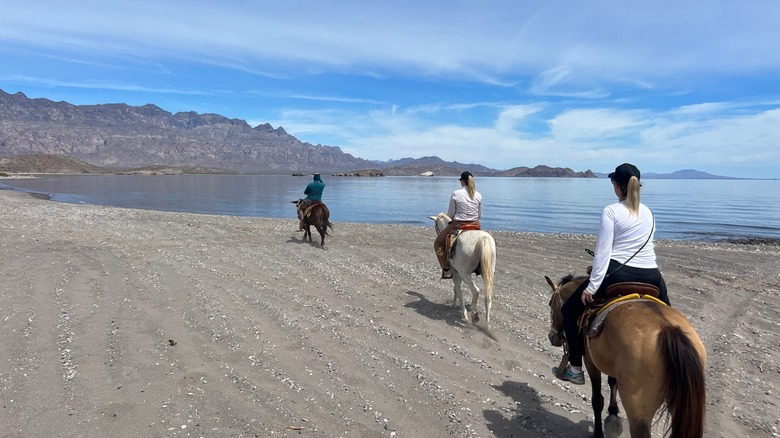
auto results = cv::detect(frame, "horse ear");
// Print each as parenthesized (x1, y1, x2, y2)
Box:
(544, 275, 557, 291)
(428, 216, 438, 221)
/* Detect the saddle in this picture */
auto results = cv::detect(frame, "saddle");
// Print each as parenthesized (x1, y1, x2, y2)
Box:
(578, 282, 664, 338)
(302, 200, 323, 218)
(446, 223, 482, 275)
(446, 224, 481, 257)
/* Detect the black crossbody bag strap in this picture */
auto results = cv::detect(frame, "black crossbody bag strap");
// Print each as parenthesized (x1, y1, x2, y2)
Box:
(605, 214, 655, 278)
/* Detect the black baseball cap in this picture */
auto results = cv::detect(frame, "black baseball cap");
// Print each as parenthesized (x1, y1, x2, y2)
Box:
(608, 163, 640, 185)
(459, 171, 473, 181)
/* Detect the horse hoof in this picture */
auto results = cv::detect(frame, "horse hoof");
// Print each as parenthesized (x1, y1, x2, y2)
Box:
(604, 414, 623, 437)
(472, 312, 480, 322)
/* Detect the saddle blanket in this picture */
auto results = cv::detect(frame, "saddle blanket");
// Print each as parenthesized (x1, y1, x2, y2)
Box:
(585, 293, 667, 338)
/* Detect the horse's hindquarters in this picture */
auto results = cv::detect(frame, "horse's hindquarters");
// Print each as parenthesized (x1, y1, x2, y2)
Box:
(590, 303, 672, 374)
(587, 301, 706, 434)
(451, 231, 495, 270)
(590, 302, 704, 372)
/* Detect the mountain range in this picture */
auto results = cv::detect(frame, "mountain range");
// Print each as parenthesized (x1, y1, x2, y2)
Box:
(0, 89, 729, 178)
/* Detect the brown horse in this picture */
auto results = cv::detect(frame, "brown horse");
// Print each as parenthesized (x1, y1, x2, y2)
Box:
(296, 199, 333, 247)
(545, 274, 706, 438)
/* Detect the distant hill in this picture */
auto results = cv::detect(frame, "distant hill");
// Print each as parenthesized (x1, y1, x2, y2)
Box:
(0, 89, 375, 173)
(643, 169, 735, 179)
(594, 169, 735, 179)
(378, 156, 497, 176)
(0, 154, 107, 174)
(498, 165, 596, 178)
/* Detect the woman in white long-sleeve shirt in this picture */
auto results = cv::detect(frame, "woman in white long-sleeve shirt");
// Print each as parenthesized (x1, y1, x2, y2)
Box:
(554, 163, 670, 385)
(434, 171, 483, 279)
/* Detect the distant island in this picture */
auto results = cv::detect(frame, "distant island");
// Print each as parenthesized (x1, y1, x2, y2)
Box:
(595, 169, 736, 180)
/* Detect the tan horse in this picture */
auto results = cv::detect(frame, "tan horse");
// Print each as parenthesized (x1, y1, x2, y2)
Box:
(545, 274, 707, 438)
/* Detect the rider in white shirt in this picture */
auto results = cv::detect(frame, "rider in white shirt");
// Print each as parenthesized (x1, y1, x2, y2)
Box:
(434, 171, 483, 279)
(555, 163, 670, 385)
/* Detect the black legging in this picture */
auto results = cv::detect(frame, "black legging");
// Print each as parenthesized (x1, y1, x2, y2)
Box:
(561, 260, 670, 367)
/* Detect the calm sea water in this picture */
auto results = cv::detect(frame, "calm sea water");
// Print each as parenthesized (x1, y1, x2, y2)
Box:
(2, 174, 779, 242)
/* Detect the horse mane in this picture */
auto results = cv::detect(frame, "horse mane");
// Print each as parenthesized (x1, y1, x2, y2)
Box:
(559, 274, 575, 285)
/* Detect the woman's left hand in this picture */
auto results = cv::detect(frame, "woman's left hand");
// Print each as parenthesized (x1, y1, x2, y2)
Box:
(581, 292, 594, 305)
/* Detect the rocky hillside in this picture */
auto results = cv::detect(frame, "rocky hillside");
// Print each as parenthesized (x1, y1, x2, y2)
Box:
(1, 89, 598, 177)
(380, 156, 497, 176)
(0, 90, 375, 173)
(498, 165, 597, 178)
(0, 154, 107, 174)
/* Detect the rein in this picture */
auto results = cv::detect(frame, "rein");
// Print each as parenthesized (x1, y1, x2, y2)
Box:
(548, 289, 565, 339)
(548, 288, 569, 379)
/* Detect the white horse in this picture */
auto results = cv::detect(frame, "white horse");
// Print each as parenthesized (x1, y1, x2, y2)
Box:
(429, 213, 496, 327)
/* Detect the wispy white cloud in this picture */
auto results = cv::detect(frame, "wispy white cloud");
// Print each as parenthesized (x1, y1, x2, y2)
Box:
(550, 108, 649, 141)
(5, 1, 780, 84)
(298, 102, 780, 176)
(0, 74, 210, 96)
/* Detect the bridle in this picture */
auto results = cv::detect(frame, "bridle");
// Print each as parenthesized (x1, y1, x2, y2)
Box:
(548, 288, 566, 341)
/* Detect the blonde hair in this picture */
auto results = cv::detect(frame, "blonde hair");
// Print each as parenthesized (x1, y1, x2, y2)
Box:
(625, 176, 641, 215)
(465, 176, 476, 199)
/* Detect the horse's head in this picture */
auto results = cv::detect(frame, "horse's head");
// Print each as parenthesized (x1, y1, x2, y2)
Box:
(545, 276, 566, 347)
(428, 213, 451, 235)
(544, 273, 588, 347)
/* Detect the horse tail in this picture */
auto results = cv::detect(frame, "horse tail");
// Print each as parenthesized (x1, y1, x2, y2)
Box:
(659, 325, 706, 438)
(318, 204, 333, 235)
(478, 235, 494, 301)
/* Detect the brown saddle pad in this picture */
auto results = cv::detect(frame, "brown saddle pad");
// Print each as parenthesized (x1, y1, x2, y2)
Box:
(580, 291, 666, 338)
(303, 201, 325, 216)
(605, 282, 660, 299)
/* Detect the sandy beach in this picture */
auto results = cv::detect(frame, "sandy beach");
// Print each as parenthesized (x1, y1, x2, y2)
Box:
(1, 189, 778, 438)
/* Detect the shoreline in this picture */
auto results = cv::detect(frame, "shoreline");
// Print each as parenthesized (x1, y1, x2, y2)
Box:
(1, 186, 778, 246)
(1, 188, 779, 437)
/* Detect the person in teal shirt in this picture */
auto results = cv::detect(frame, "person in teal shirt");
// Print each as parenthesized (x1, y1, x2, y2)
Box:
(304, 173, 325, 201)
(297, 173, 325, 230)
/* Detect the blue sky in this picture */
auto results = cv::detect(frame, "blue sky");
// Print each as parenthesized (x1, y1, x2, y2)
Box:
(2, 1, 779, 178)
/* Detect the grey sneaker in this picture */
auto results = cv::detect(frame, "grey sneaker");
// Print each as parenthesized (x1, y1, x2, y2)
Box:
(552, 366, 585, 385)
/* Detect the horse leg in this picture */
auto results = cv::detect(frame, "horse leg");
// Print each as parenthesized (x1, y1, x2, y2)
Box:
(603, 376, 623, 437)
(617, 386, 658, 438)
(452, 273, 468, 322)
(483, 282, 491, 329)
(626, 418, 652, 438)
(584, 359, 605, 438)
(613, 360, 664, 438)
(317, 224, 326, 247)
(460, 274, 481, 323)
